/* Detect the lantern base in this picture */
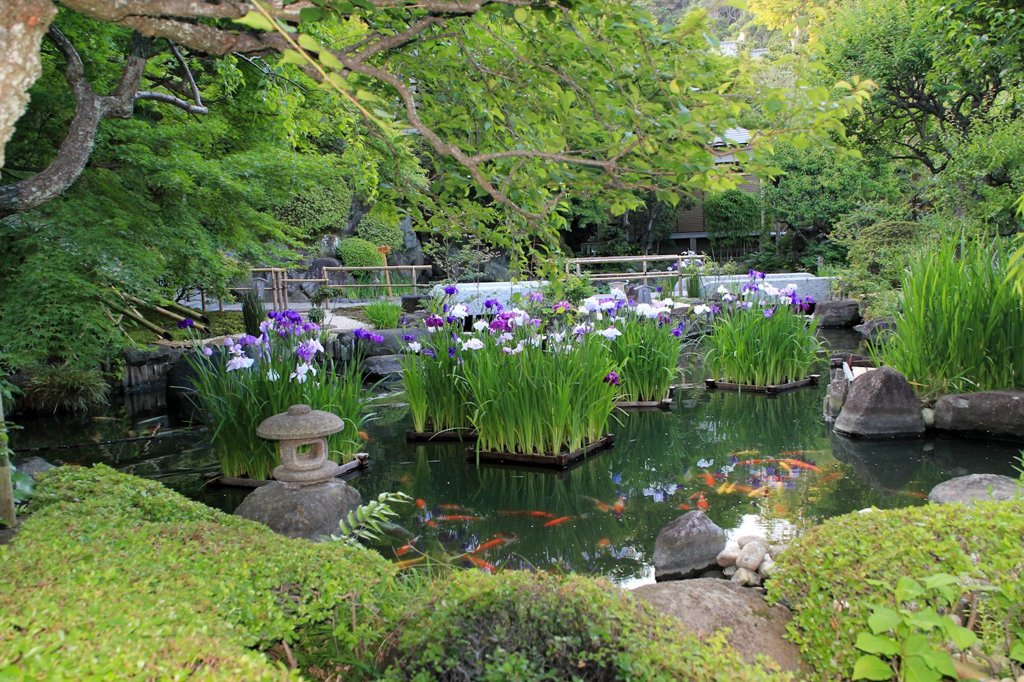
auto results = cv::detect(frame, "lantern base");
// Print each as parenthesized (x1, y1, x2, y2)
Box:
(273, 460, 342, 487)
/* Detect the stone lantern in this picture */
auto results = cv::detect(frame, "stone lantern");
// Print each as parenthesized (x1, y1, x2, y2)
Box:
(257, 404, 342, 486)
(234, 404, 362, 539)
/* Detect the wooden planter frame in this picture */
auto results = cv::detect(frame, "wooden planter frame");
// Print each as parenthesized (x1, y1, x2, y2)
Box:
(465, 434, 615, 469)
(614, 384, 679, 410)
(704, 374, 820, 395)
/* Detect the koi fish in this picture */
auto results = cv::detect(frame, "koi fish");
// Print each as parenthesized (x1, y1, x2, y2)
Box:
(474, 537, 512, 553)
(497, 510, 555, 518)
(783, 459, 821, 472)
(588, 498, 613, 513)
(903, 490, 927, 499)
(737, 459, 767, 466)
(415, 498, 426, 509)
(395, 542, 416, 557)
(438, 503, 467, 511)
(748, 486, 771, 497)
(703, 472, 716, 487)
(358, 430, 372, 441)
(731, 449, 760, 456)
(779, 450, 820, 456)
(716, 481, 739, 495)
(597, 538, 611, 548)
(612, 497, 625, 515)
(732, 484, 754, 494)
(425, 520, 438, 528)
(677, 503, 691, 510)
(689, 492, 704, 499)
(695, 493, 709, 511)
(395, 556, 426, 569)
(544, 516, 574, 527)
(438, 515, 480, 522)
(778, 461, 792, 472)
(466, 554, 496, 572)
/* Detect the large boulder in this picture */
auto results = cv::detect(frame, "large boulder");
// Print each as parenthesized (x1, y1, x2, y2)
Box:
(928, 474, 1022, 506)
(813, 299, 862, 328)
(362, 354, 404, 382)
(933, 390, 1024, 442)
(388, 217, 425, 267)
(834, 366, 924, 438)
(234, 479, 362, 540)
(853, 317, 896, 347)
(631, 579, 804, 672)
(653, 511, 726, 581)
(11, 456, 54, 479)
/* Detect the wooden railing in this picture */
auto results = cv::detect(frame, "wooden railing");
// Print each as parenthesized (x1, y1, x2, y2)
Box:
(565, 254, 705, 294)
(251, 265, 433, 311)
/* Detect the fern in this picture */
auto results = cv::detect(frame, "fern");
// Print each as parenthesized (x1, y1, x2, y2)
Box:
(336, 491, 412, 545)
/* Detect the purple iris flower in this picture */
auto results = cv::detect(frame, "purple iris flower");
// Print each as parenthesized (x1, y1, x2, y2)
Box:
(603, 371, 621, 386)
(402, 334, 415, 342)
(763, 306, 776, 319)
(448, 346, 457, 358)
(177, 318, 195, 329)
(489, 318, 512, 333)
(354, 328, 370, 339)
(484, 298, 504, 312)
(369, 333, 385, 344)
(445, 315, 457, 324)
(528, 291, 544, 303)
(655, 286, 663, 293)
(748, 269, 766, 280)
(530, 318, 542, 328)
(670, 321, 686, 338)
(444, 284, 459, 296)
(710, 304, 721, 316)
(296, 343, 316, 362)
(423, 348, 436, 359)
(425, 315, 445, 328)
(551, 300, 573, 314)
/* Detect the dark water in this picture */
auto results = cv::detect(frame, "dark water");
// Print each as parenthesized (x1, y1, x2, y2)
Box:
(11, 379, 1020, 587)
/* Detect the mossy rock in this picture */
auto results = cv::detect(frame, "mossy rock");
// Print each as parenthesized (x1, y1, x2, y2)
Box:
(0, 465, 399, 680)
(380, 570, 789, 681)
(768, 499, 1024, 678)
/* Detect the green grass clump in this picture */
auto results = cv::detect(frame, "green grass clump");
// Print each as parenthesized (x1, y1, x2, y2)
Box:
(0, 465, 401, 680)
(365, 301, 403, 329)
(705, 303, 820, 387)
(607, 316, 682, 402)
(768, 499, 1024, 679)
(874, 236, 1024, 397)
(381, 570, 788, 681)
(20, 364, 109, 414)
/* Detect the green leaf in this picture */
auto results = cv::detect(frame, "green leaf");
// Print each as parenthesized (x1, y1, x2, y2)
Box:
(1008, 639, 1024, 662)
(942, 623, 976, 650)
(513, 7, 529, 22)
(855, 633, 899, 657)
(233, 11, 276, 31)
(918, 649, 956, 678)
(895, 577, 924, 602)
(298, 6, 323, 22)
(297, 34, 322, 52)
(903, 655, 942, 682)
(852, 654, 893, 680)
(279, 49, 307, 67)
(868, 607, 901, 634)
(669, 79, 680, 94)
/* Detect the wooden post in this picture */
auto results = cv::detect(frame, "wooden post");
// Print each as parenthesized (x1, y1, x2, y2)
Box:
(200, 289, 207, 314)
(642, 258, 648, 286)
(677, 255, 683, 297)
(377, 246, 393, 299)
(0, 393, 16, 529)
(412, 266, 418, 294)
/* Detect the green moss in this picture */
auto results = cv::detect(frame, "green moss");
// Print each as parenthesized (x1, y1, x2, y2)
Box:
(355, 204, 404, 252)
(1, 465, 399, 680)
(768, 500, 1024, 678)
(381, 570, 789, 681)
(337, 237, 386, 268)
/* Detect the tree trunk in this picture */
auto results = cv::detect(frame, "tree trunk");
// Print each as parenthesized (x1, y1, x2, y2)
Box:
(0, 0, 56, 171)
(0, 393, 15, 528)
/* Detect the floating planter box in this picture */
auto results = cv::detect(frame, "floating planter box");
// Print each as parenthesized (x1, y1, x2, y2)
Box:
(206, 453, 369, 488)
(705, 375, 820, 395)
(615, 385, 679, 410)
(405, 429, 478, 443)
(465, 434, 616, 469)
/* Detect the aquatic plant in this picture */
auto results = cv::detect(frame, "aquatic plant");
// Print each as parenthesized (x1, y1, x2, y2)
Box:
(185, 310, 369, 479)
(364, 300, 403, 329)
(874, 236, 1024, 397)
(704, 274, 820, 386)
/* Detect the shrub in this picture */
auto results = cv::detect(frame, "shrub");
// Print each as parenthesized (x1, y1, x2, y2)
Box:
(337, 237, 386, 268)
(240, 288, 267, 337)
(364, 301, 403, 329)
(543, 273, 596, 305)
(20, 364, 109, 414)
(1, 465, 399, 680)
(705, 189, 763, 253)
(276, 183, 353, 236)
(356, 204, 404, 252)
(840, 221, 923, 287)
(768, 499, 1024, 679)
(380, 570, 787, 681)
(874, 236, 1024, 397)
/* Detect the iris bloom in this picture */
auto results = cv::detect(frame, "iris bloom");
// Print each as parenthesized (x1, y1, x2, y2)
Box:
(226, 355, 254, 372)
(407, 341, 422, 353)
(598, 327, 622, 339)
(461, 338, 485, 351)
(603, 371, 621, 386)
(472, 319, 488, 331)
(444, 284, 459, 295)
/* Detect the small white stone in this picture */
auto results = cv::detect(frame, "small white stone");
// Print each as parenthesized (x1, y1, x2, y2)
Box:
(723, 565, 737, 577)
(736, 541, 768, 571)
(921, 407, 935, 428)
(716, 547, 740, 567)
(732, 567, 761, 586)
(736, 535, 763, 548)
(759, 556, 776, 577)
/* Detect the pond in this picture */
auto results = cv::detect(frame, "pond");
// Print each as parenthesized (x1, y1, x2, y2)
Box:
(11, 367, 1019, 587)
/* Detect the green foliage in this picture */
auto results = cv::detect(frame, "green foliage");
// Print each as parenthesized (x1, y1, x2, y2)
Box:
(768, 499, 1024, 678)
(276, 183, 353, 236)
(380, 570, 788, 681)
(19, 364, 109, 414)
(336, 491, 413, 545)
(185, 319, 369, 479)
(606, 316, 683, 402)
(874, 236, 1024, 396)
(337, 237, 386, 268)
(0, 465, 400, 679)
(356, 204, 404, 252)
(9, 465, 34, 509)
(240, 289, 267, 337)
(542, 273, 596, 305)
(835, 221, 927, 289)
(705, 189, 763, 249)
(364, 301, 403, 329)
(852, 575, 976, 682)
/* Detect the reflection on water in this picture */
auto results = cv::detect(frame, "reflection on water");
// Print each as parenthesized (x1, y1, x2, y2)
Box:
(12, 381, 1019, 586)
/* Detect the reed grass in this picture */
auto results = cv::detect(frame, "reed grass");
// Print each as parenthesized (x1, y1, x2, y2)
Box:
(604, 316, 682, 402)
(874, 236, 1024, 397)
(186, 312, 369, 479)
(364, 301, 403, 329)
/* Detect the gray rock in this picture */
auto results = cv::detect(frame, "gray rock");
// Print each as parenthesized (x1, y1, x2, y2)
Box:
(933, 391, 1024, 441)
(834, 367, 925, 438)
(388, 217, 425, 268)
(722, 565, 737, 577)
(653, 511, 726, 581)
(759, 556, 777, 577)
(853, 317, 896, 346)
(481, 255, 510, 282)
(11, 456, 55, 479)
(814, 299, 862, 328)
(716, 546, 739, 567)
(700, 569, 727, 579)
(735, 534, 762, 548)
(732, 567, 761, 587)
(631, 579, 804, 672)
(400, 294, 431, 314)
(927, 474, 1021, 506)
(735, 541, 768, 571)
(234, 479, 362, 540)
(362, 354, 403, 381)
(921, 407, 934, 428)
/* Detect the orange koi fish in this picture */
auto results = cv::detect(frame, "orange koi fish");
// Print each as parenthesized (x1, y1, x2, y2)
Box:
(415, 498, 426, 509)
(779, 450, 817, 456)
(438, 503, 466, 511)
(395, 556, 426, 569)
(466, 554, 496, 572)
(358, 430, 372, 441)
(612, 497, 625, 515)
(677, 503, 692, 510)
(731, 449, 760, 456)
(438, 515, 480, 522)
(737, 459, 766, 466)
(425, 520, 438, 528)
(597, 538, 611, 548)
(474, 537, 512, 554)
(695, 493, 709, 511)
(497, 510, 555, 518)
(689, 491, 705, 499)
(783, 459, 821, 472)
(732, 484, 753, 494)
(590, 499, 613, 513)
(395, 541, 416, 557)
(748, 486, 771, 497)
(903, 490, 927, 499)
(544, 516, 574, 527)
(778, 461, 792, 472)
(703, 472, 716, 487)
